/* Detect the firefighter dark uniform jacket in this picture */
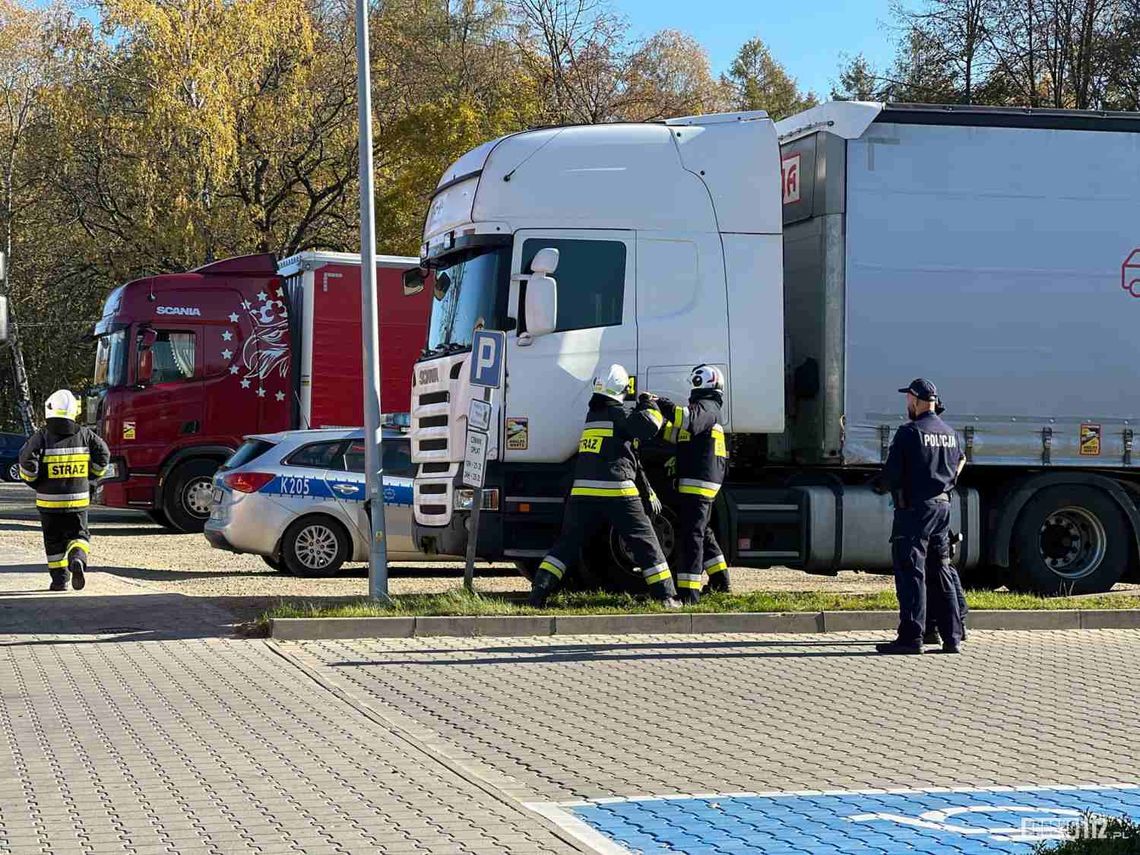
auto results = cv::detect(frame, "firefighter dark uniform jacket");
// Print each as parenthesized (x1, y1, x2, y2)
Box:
(19, 418, 110, 512)
(659, 390, 728, 498)
(570, 394, 664, 499)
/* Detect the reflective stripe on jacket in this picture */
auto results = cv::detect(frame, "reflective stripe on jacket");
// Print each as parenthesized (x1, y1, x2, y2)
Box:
(570, 396, 662, 498)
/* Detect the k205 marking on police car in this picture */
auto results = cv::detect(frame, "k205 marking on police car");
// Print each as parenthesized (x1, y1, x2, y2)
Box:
(277, 475, 313, 496)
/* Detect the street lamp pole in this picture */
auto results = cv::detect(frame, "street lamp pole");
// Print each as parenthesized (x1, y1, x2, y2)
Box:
(354, 0, 389, 600)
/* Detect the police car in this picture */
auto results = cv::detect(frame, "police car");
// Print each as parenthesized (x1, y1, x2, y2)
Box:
(204, 428, 419, 576)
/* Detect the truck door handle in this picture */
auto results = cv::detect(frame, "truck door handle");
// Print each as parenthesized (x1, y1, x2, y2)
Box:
(181, 421, 200, 435)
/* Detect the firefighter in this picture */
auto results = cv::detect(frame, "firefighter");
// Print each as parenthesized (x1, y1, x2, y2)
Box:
(529, 365, 680, 608)
(18, 390, 110, 591)
(654, 365, 730, 604)
(874, 378, 966, 654)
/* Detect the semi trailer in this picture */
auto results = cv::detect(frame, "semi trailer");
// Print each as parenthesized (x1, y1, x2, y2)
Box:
(407, 101, 1140, 594)
(90, 251, 429, 532)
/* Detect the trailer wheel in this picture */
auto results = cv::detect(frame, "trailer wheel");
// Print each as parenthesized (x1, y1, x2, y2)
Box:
(1009, 485, 1128, 595)
(162, 460, 219, 533)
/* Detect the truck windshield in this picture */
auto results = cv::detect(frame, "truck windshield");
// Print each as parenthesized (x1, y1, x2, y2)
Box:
(93, 330, 128, 388)
(425, 246, 509, 354)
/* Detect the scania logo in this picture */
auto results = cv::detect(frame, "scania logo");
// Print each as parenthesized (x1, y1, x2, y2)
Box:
(156, 306, 202, 316)
(418, 366, 440, 385)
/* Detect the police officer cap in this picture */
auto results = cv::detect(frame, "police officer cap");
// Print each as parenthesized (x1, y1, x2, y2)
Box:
(898, 378, 938, 401)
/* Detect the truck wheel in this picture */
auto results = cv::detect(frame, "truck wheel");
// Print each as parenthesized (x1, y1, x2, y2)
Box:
(162, 460, 219, 533)
(578, 507, 679, 595)
(146, 508, 173, 529)
(1009, 485, 1128, 595)
(281, 516, 349, 577)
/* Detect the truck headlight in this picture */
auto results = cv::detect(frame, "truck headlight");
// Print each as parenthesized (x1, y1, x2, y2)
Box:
(453, 488, 500, 511)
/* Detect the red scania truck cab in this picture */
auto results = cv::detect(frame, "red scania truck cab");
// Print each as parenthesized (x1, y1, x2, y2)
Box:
(90, 251, 430, 532)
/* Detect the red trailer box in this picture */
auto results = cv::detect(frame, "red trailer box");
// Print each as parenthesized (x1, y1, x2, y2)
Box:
(90, 252, 430, 531)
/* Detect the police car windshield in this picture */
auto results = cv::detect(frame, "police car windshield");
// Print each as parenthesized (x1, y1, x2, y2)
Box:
(93, 330, 128, 389)
(425, 247, 509, 355)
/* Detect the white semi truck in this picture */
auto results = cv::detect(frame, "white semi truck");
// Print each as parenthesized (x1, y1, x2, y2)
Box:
(406, 101, 1140, 595)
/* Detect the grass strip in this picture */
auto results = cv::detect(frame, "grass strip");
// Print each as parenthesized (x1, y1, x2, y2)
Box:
(261, 588, 1140, 623)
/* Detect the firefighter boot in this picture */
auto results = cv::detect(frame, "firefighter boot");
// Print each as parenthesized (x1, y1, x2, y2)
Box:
(49, 570, 68, 592)
(705, 567, 731, 594)
(68, 548, 87, 591)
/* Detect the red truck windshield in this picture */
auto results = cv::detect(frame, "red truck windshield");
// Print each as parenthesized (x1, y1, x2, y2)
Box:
(93, 330, 128, 388)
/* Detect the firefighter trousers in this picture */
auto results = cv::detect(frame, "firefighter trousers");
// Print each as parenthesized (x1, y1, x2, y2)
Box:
(675, 493, 729, 603)
(40, 511, 90, 578)
(531, 496, 676, 605)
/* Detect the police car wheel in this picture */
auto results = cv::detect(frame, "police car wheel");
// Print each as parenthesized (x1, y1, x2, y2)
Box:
(262, 554, 290, 574)
(1010, 485, 1127, 595)
(5, 462, 18, 482)
(282, 516, 349, 577)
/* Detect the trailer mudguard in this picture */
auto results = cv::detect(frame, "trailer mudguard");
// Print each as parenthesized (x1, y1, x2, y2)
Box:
(989, 472, 1140, 568)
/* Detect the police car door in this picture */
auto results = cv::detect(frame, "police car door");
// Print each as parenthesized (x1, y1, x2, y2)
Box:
(335, 439, 416, 556)
(505, 231, 637, 463)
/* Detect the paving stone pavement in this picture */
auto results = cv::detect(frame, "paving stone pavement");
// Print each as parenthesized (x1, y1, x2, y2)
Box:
(0, 549, 581, 854)
(288, 631, 1140, 806)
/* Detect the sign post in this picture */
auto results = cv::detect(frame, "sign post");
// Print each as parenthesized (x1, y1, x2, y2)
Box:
(354, 0, 389, 600)
(463, 330, 505, 593)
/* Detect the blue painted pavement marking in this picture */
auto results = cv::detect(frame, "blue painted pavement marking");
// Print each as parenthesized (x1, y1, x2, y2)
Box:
(545, 784, 1140, 854)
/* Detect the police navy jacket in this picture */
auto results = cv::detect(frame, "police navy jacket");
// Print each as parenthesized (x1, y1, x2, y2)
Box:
(657, 390, 728, 498)
(18, 418, 110, 513)
(570, 395, 664, 498)
(883, 411, 963, 505)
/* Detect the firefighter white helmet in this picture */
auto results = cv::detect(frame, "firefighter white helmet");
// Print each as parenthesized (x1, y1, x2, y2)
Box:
(690, 364, 725, 392)
(45, 389, 81, 421)
(593, 364, 630, 402)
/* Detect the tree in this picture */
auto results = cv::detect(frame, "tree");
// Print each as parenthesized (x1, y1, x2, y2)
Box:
(622, 29, 728, 121)
(832, 54, 885, 101)
(723, 37, 817, 119)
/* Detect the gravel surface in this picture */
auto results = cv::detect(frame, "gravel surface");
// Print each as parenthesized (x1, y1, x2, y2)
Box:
(0, 483, 901, 621)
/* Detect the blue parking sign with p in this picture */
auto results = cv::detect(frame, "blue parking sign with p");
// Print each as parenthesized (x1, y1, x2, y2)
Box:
(469, 330, 505, 389)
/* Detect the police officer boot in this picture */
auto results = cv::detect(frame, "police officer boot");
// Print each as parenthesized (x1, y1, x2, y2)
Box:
(923, 629, 942, 646)
(875, 638, 923, 655)
(49, 570, 68, 592)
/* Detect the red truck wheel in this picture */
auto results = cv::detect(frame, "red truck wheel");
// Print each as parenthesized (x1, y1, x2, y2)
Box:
(162, 460, 219, 533)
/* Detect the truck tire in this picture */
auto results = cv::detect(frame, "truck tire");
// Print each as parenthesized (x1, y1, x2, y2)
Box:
(578, 507, 679, 595)
(1009, 485, 1129, 595)
(146, 508, 174, 529)
(281, 516, 349, 578)
(162, 460, 219, 533)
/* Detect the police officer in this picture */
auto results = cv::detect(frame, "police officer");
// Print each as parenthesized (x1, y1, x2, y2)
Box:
(18, 390, 110, 591)
(530, 365, 680, 608)
(655, 365, 730, 604)
(875, 378, 966, 654)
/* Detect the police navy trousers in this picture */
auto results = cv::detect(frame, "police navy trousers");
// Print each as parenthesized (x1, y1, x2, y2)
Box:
(925, 563, 968, 636)
(533, 496, 677, 602)
(891, 501, 964, 645)
(39, 511, 90, 577)
(675, 494, 729, 603)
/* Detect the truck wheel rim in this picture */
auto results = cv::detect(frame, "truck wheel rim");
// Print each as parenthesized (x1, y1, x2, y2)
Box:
(1039, 506, 1106, 580)
(185, 478, 214, 517)
(613, 515, 676, 577)
(296, 525, 338, 569)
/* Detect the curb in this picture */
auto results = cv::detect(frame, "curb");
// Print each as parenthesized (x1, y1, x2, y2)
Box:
(269, 608, 1140, 640)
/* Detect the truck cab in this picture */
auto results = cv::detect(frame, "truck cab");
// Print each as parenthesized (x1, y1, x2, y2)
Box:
(409, 114, 786, 574)
(90, 254, 290, 531)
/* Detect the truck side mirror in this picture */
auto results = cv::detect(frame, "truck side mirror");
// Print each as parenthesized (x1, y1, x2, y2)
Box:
(525, 274, 557, 337)
(0, 296, 7, 343)
(403, 267, 427, 296)
(136, 328, 157, 385)
(530, 247, 559, 275)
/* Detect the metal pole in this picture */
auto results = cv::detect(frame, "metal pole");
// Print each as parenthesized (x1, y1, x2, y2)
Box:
(355, 0, 388, 600)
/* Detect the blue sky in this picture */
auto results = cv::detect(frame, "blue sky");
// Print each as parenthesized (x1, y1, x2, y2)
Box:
(618, 0, 899, 98)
